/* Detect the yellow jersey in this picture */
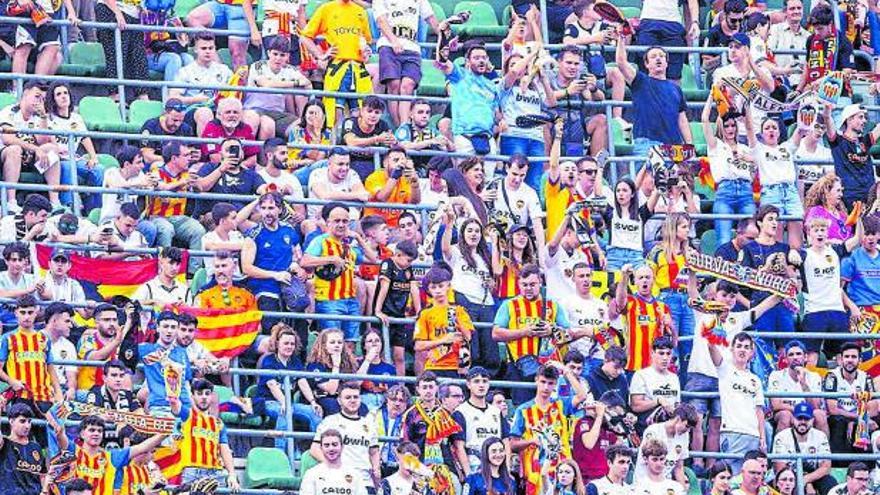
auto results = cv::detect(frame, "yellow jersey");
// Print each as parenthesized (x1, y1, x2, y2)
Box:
(300, 0, 372, 62)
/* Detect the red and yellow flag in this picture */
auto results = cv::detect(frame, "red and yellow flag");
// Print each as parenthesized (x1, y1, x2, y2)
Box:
(168, 304, 262, 358)
(35, 244, 189, 299)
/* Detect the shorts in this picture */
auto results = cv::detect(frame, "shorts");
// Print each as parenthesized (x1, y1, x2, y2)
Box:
(684, 372, 721, 417)
(15, 20, 61, 50)
(204, 1, 250, 40)
(388, 322, 414, 351)
(314, 297, 362, 341)
(761, 182, 804, 218)
(378, 46, 422, 85)
(801, 310, 849, 354)
(720, 432, 760, 475)
(251, 108, 298, 137)
(635, 19, 685, 80)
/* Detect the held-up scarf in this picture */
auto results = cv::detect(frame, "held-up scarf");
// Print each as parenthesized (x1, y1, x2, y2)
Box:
(854, 391, 872, 449)
(51, 401, 178, 435)
(413, 401, 462, 466)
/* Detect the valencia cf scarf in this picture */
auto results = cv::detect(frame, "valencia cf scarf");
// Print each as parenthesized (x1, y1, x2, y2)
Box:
(805, 36, 837, 86)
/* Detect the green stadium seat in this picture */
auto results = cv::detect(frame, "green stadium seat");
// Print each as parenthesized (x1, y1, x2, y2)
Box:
(175, 0, 204, 18)
(830, 468, 847, 484)
(620, 6, 640, 19)
(0, 93, 16, 110)
(97, 154, 120, 170)
(690, 122, 706, 147)
(700, 229, 717, 255)
(685, 467, 701, 495)
(191, 267, 208, 296)
(78, 96, 126, 132)
(501, 4, 512, 27)
(60, 42, 106, 77)
(245, 448, 296, 489)
(128, 100, 164, 130)
(452, 1, 507, 38)
(681, 64, 709, 101)
(87, 208, 101, 226)
(431, 2, 447, 22)
(305, 0, 326, 18)
(418, 59, 448, 96)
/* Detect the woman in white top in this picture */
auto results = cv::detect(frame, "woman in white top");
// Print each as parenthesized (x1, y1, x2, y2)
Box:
(794, 111, 833, 198)
(702, 96, 756, 246)
(745, 107, 804, 249)
(46, 82, 103, 213)
(604, 177, 650, 270)
(440, 211, 498, 372)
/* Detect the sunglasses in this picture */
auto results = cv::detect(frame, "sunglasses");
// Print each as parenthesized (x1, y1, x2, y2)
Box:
(579, 169, 598, 176)
(166, 104, 187, 113)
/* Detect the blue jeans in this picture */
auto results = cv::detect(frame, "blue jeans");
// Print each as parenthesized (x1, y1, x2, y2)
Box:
(137, 220, 158, 247)
(315, 298, 362, 341)
(605, 247, 644, 271)
(148, 52, 194, 82)
(633, 137, 662, 158)
(761, 182, 804, 217)
(150, 215, 206, 273)
(500, 134, 546, 191)
(659, 289, 694, 370)
(60, 159, 105, 213)
(714, 179, 756, 245)
(264, 400, 320, 449)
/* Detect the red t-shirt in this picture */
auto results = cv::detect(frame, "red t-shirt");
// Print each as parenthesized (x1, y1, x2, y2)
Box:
(200, 120, 260, 159)
(572, 415, 620, 482)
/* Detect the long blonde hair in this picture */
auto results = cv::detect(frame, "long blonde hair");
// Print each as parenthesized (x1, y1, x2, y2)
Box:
(658, 212, 691, 263)
(804, 172, 846, 216)
(306, 328, 358, 372)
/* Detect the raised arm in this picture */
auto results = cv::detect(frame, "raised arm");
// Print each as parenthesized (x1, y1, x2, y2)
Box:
(701, 95, 718, 150)
(614, 28, 636, 84)
(823, 103, 837, 142)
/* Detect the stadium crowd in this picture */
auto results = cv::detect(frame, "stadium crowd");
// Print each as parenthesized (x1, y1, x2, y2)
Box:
(3, 0, 880, 494)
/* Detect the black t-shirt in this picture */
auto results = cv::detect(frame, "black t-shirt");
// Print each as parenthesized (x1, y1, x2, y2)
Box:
(738, 240, 791, 304)
(714, 241, 740, 262)
(375, 259, 413, 317)
(0, 438, 45, 495)
(195, 164, 266, 216)
(828, 132, 877, 204)
(706, 24, 735, 48)
(341, 117, 389, 164)
(140, 117, 194, 155)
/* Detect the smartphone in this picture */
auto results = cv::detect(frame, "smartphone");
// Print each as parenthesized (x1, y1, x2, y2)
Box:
(102, 227, 113, 235)
(228, 144, 242, 158)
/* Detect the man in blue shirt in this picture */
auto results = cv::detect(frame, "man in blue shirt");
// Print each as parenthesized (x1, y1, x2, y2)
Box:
(842, 214, 880, 312)
(438, 41, 501, 178)
(138, 311, 192, 415)
(614, 28, 692, 158)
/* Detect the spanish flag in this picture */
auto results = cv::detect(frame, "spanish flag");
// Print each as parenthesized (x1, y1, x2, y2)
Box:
(35, 244, 188, 299)
(168, 304, 262, 358)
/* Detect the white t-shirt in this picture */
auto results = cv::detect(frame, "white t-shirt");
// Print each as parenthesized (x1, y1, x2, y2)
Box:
(588, 477, 633, 495)
(201, 230, 244, 279)
(800, 246, 845, 314)
(545, 246, 590, 301)
(47, 334, 76, 393)
(258, 169, 305, 201)
(489, 182, 544, 228)
(382, 472, 415, 495)
(49, 112, 88, 156)
(455, 401, 507, 473)
(634, 422, 689, 481)
(100, 168, 146, 224)
(718, 360, 764, 437)
(822, 367, 873, 414)
(261, 0, 306, 37)
(711, 64, 766, 133)
(709, 139, 753, 183)
(560, 294, 610, 362)
(0, 104, 42, 154)
(500, 84, 548, 141)
(640, 0, 683, 24)
(43, 275, 86, 305)
(446, 246, 493, 306)
(631, 478, 685, 495)
(828, 483, 852, 495)
(244, 61, 309, 113)
(755, 140, 797, 185)
(609, 208, 644, 252)
(308, 167, 364, 219)
(630, 367, 681, 406)
(418, 180, 449, 209)
(313, 413, 379, 488)
(373, 0, 434, 53)
(795, 140, 833, 184)
(132, 277, 191, 306)
(300, 463, 367, 495)
(175, 61, 234, 99)
(771, 427, 830, 472)
(687, 310, 750, 378)
(767, 369, 822, 409)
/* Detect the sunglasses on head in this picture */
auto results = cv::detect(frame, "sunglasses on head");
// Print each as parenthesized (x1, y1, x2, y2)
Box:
(166, 103, 187, 113)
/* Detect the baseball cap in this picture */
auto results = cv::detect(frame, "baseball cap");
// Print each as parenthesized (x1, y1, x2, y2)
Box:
(507, 223, 529, 237)
(729, 33, 751, 47)
(793, 402, 814, 420)
(466, 366, 491, 380)
(50, 247, 70, 262)
(838, 104, 867, 130)
(784, 339, 807, 355)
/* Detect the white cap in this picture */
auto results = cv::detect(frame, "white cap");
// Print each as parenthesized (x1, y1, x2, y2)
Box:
(838, 103, 866, 130)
